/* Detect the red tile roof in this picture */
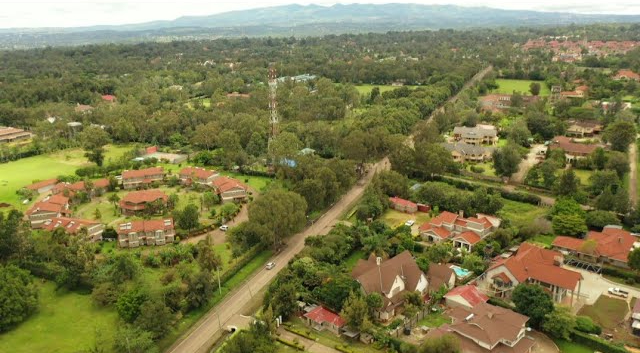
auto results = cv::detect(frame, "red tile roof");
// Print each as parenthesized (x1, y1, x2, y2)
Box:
(303, 306, 345, 327)
(455, 231, 482, 245)
(419, 224, 453, 239)
(179, 167, 218, 180)
(101, 94, 116, 102)
(26, 201, 67, 215)
(212, 176, 247, 193)
(117, 218, 174, 235)
(614, 69, 640, 80)
(122, 167, 164, 180)
(42, 217, 100, 234)
(389, 196, 417, 209)
(26, 178, 58, 191)
(120, 189, 167, 205)
(445, 285, 489, 307)
(430, 211, 459, 226)
(46, 194, 69, 206)
(549, 136, 598, 155)
(553, 227, 636, 263)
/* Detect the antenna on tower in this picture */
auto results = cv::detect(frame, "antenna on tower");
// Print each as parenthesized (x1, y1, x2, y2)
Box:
(268, 66, 279, 145)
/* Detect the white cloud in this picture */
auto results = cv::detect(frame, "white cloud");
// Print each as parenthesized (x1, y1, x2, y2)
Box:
(1, 0, 639, 29)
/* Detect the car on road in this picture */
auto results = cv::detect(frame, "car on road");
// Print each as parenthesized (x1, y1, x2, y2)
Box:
(608, 287, 629, 298)
(219, 225, 229, 231)
(265, 262, 276, 270)
(404, 220, 415, 227)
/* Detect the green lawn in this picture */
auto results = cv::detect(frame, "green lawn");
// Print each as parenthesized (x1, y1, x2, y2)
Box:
(571, 169, 594, 187)
(498, 199, 547, 229)
(219, 171, 274, 193)
(492, 79, 551, 96)
(417, 312, 451, 328)
(577, 295, 628, 330)
(380, 209, 431, 229)
(497, 138, 508, 147)
(466, 162, 497, 177)
(0, 281, 119, 353)
(529, 234, 556, 247)
(344, 250, 367, 270)
(354, 84, 417, 95)
(553, 338, 593, 353)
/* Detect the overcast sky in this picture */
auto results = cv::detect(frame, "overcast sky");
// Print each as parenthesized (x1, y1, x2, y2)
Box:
(2, 0, 640, 29)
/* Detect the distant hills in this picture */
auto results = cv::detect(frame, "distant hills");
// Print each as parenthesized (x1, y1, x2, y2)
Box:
(2, 3, 640, 49)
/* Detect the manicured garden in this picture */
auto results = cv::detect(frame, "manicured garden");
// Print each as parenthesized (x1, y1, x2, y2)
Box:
(577, 295, 628, 331)
(417, 312, 451, 328)
(529, 234, 556, 247)
(380, 209, 431, 229)
(553, 338, 594, 353)
(492, 79, 551, 96)
(498, 199, 548, 229)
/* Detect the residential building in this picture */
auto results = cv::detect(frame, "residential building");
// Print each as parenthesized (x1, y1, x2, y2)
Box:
(632, 300, 640, 335)
(212, 176, 248, 202)
(444, 285, 489, 310)
(101, 94, 117, 102)
(480, 243, 583, 304)
(0, 126, 32, 144)
(119, 189, 168, 215)
(548, 136, 599, 162)
(53, 178, 110, 197)
(116, 218, 175, 248)
(121, 167, 165, 189)
(565, 120, 603, 137)
(419, 211, 501, 251)
(74, 104, 94, 114)
(427, 264, 456, 292)
(388, 197, 417, 213)
(41, 217, 104, 241)
(478, 94, 540, 112)
(613, 69, 640, 81)
(443, 142, 494, 163)
(303, 306, 346, 335)
(426, 302, 535, 353)
(351, 251, 428, 320)
(452, 125, 498, 146)
(26, 195, 71, 228)
(179, 167, 219, 187)
(552, 226, 637, 269)
(25, 178, 58, 194)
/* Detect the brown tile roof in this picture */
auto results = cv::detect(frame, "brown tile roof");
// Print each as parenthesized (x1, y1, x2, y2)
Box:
(120, 189, 167, 205)
(553, 227, 636, 263)
(26, 201, 67, 215)
(26, 178, 58, 191)
(42, 217, 100, 234)
(549, 136, 598, 155)
(427, 264, 455, 290)
(351, 251, 425, 298)
(489, 243, 582, 290)
(212, 176, 247, 193)
(614, 69, 640, 80)
(122, 167, 164, 180)
(445, 284, 489, 307)
(45, 194, 69, 206)
(179, 167, 217, 180)
(117, 218, 174, 235)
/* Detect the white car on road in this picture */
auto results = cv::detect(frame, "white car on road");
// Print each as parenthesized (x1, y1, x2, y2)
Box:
(219, 225, 229, 231)
(265, 262, 276, 270)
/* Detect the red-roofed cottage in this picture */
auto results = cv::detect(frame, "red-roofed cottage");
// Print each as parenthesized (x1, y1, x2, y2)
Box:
(419, 211, 500, 250)
(552, 226, 637, 268)
(41, 217, 105, 241)
(116, 219, 175, 248)
(303, 306, 346, 335)
(444, 284, 489, 310)
(179, 167, 220, 187)
(26, 194, 71, 227)
(389, 197, 418, 213)
(212, 176, 248, 202)
(25, 178, 58, 194)
(119, 189, 168, 215)
(121, 167, 165, 189)
(480, 243, 583, 305)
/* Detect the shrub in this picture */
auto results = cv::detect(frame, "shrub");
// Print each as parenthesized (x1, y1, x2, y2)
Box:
(276, 337, 305, 351)
(470, 165, 485, 174)
(575, 316, 602, 335)
(570, 330, 628, 353)
(284, 326, 315, 340)
(335, 345, 355, 353)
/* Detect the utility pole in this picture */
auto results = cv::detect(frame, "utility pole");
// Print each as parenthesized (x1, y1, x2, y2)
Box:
(268, 66, 280, 147)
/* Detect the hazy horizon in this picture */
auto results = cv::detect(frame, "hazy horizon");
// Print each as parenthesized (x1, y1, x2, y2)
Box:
(2, 0, 640, 30)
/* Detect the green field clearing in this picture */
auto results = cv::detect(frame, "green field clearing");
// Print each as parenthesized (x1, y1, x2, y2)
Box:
(380, 209, 431, 229)
(354, 84, 417, 95)
(553, 339, 593, 353)
(219, 171, 274, 193)
(529, 234, 556, 247)
(345, 250, 367, 269)
(418, 312, 451, 328)
(498, 199, 547, 229)
(492, 79, 550, 96)
(466, 162, 497, 177)
(0, 281, 119, 353)
(577, 295, 628, 330)
(571, 169, 594, 186)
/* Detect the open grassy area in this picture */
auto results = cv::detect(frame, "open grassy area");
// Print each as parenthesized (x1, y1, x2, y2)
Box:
(380, 209, 431, 228)
(492, 79, 551, 96)
(354, 84, 417, 95)
(571, 169, 594, 187)
(553, 338, 593, 353)
(220, 171, 274, 193)
(578, 295, 628, 331)
(417, 312, 451, 328)
(466, 162, 497, 177)
(498, 199, 548, 229)
(344, 250, 367, 270)
(0, 281, 119, 353)
(529, 234, 556, 247)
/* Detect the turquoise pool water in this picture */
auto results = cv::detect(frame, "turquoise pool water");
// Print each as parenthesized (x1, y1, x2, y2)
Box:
(450, 265, 471, 277)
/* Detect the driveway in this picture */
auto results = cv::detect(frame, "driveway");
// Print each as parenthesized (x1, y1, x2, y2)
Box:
(512, 144, 545, 184)
(530, 331, 558, 353)
(278, 329, 341, 353)
(566, 266, 640, 311)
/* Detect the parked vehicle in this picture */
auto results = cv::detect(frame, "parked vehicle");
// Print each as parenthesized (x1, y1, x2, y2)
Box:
(404, 220, 415, 227)
(265, 262, 276, 270)
(608, 287, 629, 298)
(219, 225, 229, 231)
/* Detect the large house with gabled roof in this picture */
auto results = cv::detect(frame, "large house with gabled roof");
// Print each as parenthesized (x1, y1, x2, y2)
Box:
(419, 211, 501, 251)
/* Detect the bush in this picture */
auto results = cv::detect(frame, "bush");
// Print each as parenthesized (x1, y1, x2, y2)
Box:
(570, 330, 628, 353)
(284, 326, 315, 340)
(388, 318, 403, 330)
(276, 337, 305, 351)
(488, 297, 514, 309)
(335, 345, 355, 353)
(575, 316, 602, 335)
(601, 266, 640, 284)
(470, 165, 485, 174)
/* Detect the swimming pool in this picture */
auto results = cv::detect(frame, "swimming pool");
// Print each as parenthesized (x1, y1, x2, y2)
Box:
(450, 265, 471, 278)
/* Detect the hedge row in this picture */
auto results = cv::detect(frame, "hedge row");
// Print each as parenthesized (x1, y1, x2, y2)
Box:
(487, 297, 514, 309)
(432, 176, 542, 205)
(335, 344, 354, 353)
(570, 330, 629, 353)
(217, 245, 265, 287)
(601, 266, 640, 284)
(276, 337, 305, 351)
(284, 326, 315, 340)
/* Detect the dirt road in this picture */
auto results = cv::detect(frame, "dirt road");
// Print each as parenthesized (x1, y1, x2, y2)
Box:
(183, 205, 249, 245)
(512, 144, 545, 184)
(629, 141, 638, 206)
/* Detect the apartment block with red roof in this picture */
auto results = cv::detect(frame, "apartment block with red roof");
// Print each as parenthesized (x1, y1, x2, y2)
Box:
(212, 176, 248, 202)
(41, 217, 104, 241)
(25, 178, 58, 194)
(26, 194, 72, 228)
(479, 243, 583, 305)
(552, 225, 638, 269)
(53, 178, 110, 198)
(419, 211, 501, 251)
(119, 189, 168, 215)
(388, 197, 417, 213)
(116, 219, 175, 248)
(178, 167, 220, 187)
(121, 167, 165, 189)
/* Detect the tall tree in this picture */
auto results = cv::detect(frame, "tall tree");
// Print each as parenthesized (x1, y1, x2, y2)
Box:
(248, 189, 307, 249)
(492, 143, 521, 179)
(78, 126, 111, 166)
(529, 82, 541, 96)
(177, 204, 200, 235)
(341, 291, 371, 331)
(604, 120, 637, 152)
(512, 284, 554, 329)
(0, 265, 39, 332)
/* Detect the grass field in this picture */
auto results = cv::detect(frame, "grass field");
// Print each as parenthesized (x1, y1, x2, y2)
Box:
(498, 199, 548, 229)
(529, 234, 556, 247)
(466, 162, 497, 177)
(354, 84, 417, 95)
(553, 339, 593, 353)
(344, 250, 367, 270)
(0, 282, 119, 353)
(577, 295, 628, 331)
(571, 169, 593, 187)
(492, 79, 551, 96)
(380, 209, 431, 229)
(417, 312, 451, 328)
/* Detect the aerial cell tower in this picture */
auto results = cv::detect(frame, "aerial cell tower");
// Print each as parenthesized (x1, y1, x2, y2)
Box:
(268, 66, 279, 143)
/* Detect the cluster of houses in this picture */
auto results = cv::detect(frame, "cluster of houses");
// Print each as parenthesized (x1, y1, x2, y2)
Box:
(522, 38, 640, 62)
(22, 166, 248, 248)
(419, 211, 502, 252)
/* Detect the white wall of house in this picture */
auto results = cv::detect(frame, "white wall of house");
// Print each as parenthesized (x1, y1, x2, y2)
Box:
(387, 276, 405, 299)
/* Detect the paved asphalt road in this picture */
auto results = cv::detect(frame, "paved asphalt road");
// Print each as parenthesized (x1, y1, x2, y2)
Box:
(166, 66, 494, 353)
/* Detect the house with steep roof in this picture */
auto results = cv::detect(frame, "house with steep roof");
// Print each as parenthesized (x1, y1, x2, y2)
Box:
(452, 125, 498, 146)
(419, 211, 500, 251)
(426, 302, 535, 353)
(480, 243, 583, 304)
(212, 176, 248, 202)
(443, 142, 494, 163)
(303, 306, 346, 335)
(351, 251, 428, 321)
(121, 167, 165, 189)
(119, 189, 168, 215)
(179, 167, 220, 187)
(389, 197, 417, 213)
(41, 217, 104, 241)
(548, 136, 600, 162)
(116, 218, 175, 248)
(25, 178, 58, 194)
(552, 225, 638, 269)
(427, 264, 456, 292)
(101, 94, 117, 102)
(444, 284, 489, 310)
